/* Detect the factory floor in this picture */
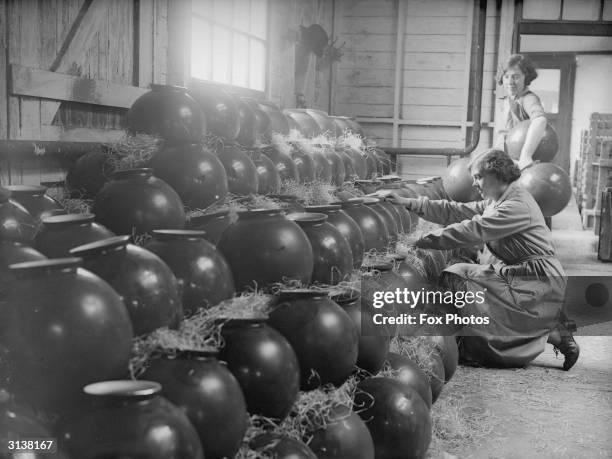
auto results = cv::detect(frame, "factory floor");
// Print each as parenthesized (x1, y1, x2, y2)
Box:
(438, 196, 612, 459)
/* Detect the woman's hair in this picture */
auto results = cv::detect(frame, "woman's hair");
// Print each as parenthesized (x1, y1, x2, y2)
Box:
(469, 149, 521, 183)
(497, 54, 538, 86)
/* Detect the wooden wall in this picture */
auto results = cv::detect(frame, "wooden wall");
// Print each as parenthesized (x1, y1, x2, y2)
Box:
(268, 0, 334, 111)
(0, 0, 172, 184)
(0, 0, 333, 185)
(1, 0, 507, 184)
(331, 0, 502, 177)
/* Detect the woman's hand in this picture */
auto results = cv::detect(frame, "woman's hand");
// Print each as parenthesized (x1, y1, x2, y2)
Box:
(414, 235, 434, 249)
(369, 191, 418, 210)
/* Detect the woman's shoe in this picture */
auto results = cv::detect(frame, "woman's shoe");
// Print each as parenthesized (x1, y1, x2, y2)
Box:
(557, 334, 580, 371)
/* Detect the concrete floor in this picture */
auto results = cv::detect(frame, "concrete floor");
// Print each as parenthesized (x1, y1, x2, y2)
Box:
(437, 196, 612, 459)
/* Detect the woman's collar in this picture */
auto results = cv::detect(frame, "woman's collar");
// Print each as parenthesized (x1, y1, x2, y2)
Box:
(509, 87, 530, 101)
(494, 181, 518, 206)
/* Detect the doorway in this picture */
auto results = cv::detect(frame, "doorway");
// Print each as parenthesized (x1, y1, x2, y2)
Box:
(520, 53, 576, 173)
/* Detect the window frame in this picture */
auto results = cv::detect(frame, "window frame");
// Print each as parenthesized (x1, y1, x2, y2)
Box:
(189, 0, 270, 97)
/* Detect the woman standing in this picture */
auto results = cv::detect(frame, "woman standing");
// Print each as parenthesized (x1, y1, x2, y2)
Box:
(376, 149, 579, 370)
(494, 54, 548, 171)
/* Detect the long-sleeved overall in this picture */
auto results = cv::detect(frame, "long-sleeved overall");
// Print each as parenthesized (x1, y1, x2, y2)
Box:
(412, 181, 566, 367)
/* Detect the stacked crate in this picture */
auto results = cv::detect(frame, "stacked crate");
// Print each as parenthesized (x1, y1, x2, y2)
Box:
(578, 113, 612, 232)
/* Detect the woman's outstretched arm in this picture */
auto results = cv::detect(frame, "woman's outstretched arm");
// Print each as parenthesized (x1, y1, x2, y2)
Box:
(415, 200, 531, 250)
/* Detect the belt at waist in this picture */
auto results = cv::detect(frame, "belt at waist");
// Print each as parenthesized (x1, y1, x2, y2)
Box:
(503, 254, 555, 265)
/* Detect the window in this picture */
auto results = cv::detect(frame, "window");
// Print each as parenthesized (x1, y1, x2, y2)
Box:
(191, 0, 268, 92)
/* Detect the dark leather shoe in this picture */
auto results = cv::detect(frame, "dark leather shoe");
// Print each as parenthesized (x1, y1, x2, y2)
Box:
(558, 334, 580, 371)
(562, 320, 578, 333)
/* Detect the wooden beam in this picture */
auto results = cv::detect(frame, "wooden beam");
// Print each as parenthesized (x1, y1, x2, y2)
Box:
(355, 117, 495, 127)
(138, 0, 155, 87)
(50, 0, 92, 72)
(519, 21, 612, 36)
(460, 0, 475, 146)
(0, 0, 7, 138)
(392, 0, 407, 148)
(493, 0, 516, 145)
(10, 65, 148, 109)
(0, 138, 112, 162)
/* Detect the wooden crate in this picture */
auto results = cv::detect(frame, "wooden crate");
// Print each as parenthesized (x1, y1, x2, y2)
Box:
(579, 114, 612, 228)
(598, 188, 612, 262)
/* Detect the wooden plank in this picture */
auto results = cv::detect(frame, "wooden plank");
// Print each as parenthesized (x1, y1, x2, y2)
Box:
(400, 125, 463, 141)
(111, 0, 125, 83)
(339, 16, 396, 34)
(337, 66, 498, 92)
(330, 0, 339, 113)
(360, 123, 465, 143)
(41, 0, 58, 68)
(338, 51, 396, 70)
(337, 68, 392, 87)
(153, 0, 168, 84)
(314, 0, 334, 111)
(122, 0, 134, 84)
(392, 0, 407, 146)
(405, 35, 467, 53)
(40, 0, 60, 126)
(167, 0, 191, 86)
(10, 65, 149, 108)
(493, 0, 515, 143)
(0, 0, 7, 138)
(398, 105, 464, 121)
(336, 103, 394, 118)
(398, 156, 448, 179)
(337, 102, 465, 121)
(404, 70, 497, 89)
(336, 86, 394, 104)
(460, 0, 474, 143)
(42, 0, 108, 131)
(338, 85, 487, 109)
(339, 16, 496, 36)
(18, 0, 41, 140)
(341, 33, 397, 52)
(405, 0, 470, 17)
(339, 32, 497, 54)
(8, 0, 20, 140)
(39, 125, 126, 142)
(50, 0, 108, 73)
(360, 124, 393, 138)
(139, 0, 155, 86)
(339, 51, 499, 71)
(96, 1, 109, 128)
(340, 0, 397, 17)
(403, 88, 468, 107)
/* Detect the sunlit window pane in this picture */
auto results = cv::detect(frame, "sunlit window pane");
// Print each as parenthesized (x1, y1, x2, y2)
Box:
(233, 34, 250, 88)
(213, 0, 232, 25)
(249, 40, 266, 91)
(191, 19, 211, 80)
(250, 0, 267, 38)
(233, 0, 251, 32)
(191, 0, 267, 91)
(523, 0, 561, 19)
(212, 26, 232, 84)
